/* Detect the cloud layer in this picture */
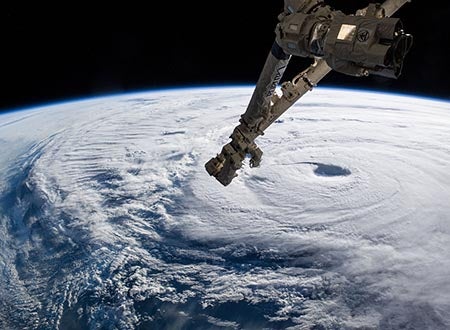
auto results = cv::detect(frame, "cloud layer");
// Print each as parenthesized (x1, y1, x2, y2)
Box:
(0, 88, 449, 329)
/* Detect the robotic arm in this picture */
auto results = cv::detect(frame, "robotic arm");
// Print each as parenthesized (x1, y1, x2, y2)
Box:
(205, 0, 413, 186)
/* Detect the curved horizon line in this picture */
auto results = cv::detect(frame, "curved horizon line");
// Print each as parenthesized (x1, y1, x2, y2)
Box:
(1, 85, 449, 115)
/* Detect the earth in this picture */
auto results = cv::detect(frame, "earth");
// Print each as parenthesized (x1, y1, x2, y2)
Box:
(0, 87, 449, 329)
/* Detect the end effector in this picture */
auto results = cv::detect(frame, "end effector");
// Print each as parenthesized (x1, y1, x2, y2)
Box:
(205, 125, 263, 186)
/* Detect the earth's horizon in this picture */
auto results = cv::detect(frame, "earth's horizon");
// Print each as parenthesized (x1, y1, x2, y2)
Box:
(0, 86, 449, 329)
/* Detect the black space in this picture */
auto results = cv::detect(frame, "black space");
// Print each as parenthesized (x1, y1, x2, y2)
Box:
(1, 1, 449, 112)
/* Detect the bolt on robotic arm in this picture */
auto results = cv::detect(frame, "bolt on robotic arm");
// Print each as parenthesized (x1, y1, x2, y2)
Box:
(205, 0, 413, 186)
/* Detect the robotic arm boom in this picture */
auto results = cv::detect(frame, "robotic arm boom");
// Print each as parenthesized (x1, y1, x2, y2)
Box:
(205, 0, 412, 186)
